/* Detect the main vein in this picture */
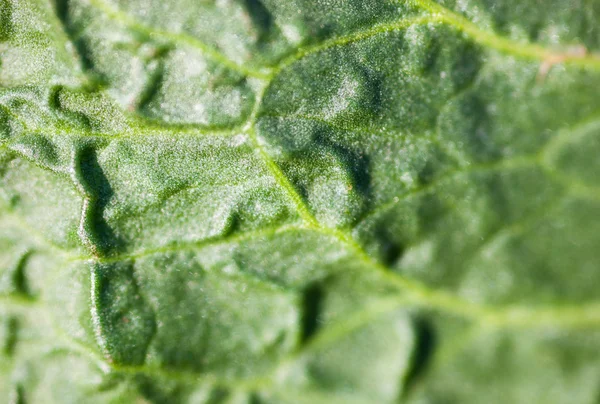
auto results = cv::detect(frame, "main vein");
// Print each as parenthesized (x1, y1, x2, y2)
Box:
(407, 0, 600, 68)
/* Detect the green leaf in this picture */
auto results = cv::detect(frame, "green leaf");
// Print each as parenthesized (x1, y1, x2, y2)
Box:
(2, 0, 600, 402)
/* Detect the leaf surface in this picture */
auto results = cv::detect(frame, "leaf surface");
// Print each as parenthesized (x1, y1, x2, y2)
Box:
(2, 0, 600, 402)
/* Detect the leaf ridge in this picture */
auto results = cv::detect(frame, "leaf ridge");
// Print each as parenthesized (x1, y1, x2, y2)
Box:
(86, 223, 306, 265)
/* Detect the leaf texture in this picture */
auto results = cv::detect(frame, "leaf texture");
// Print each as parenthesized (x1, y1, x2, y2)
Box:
(2, 0, 600, 402)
